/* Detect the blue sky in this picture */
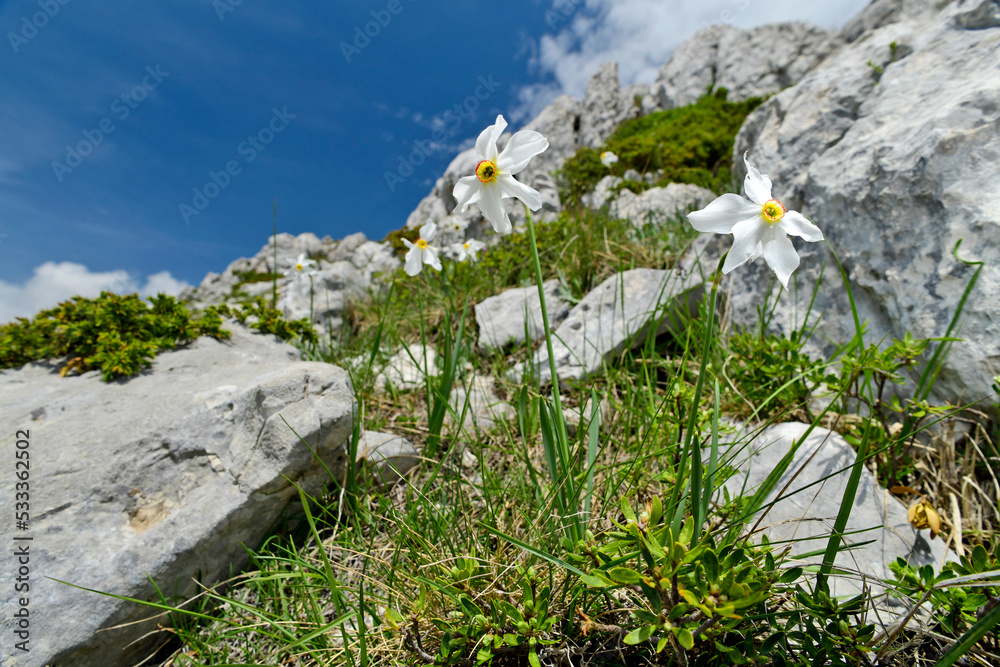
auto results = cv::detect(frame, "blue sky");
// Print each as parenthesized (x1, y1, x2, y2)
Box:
(0, 0, 869, 322)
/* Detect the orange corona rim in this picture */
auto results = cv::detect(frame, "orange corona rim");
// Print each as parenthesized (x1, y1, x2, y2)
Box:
(762, 199, 785, 223)
(475, 160, 498, 184)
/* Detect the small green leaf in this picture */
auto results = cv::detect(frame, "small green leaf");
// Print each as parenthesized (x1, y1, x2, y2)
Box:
(973, 544, 988, 572)
(528, 649, 541, 667)
(779, 567, 804, 584)
(608, 567, 643, 585)
(656, 635, 670, 653)
(676, 627, 694, 650)
(624, 624, 655, 645)
(579, 574, 613, 588)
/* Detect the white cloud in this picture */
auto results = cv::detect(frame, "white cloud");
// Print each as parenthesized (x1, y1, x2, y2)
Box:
(0, 262, 190, 324)
(519, 0, 872, 115)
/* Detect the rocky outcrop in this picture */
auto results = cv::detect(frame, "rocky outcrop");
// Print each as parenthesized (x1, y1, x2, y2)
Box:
(715, 0, 1000, 414)
(0, 323, 355, 667)
(652, 22, 844, 108)
(181, 231, 398, 336)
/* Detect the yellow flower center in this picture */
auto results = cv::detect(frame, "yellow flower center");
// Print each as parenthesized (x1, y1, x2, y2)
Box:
(475, 160, 498, 184)
(416, 239, 428, 249)
(295, 263, 304, 271)
(762, 199, 785, 224)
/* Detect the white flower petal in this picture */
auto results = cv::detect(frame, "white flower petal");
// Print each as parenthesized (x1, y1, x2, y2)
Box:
(762, 231, 800, 290)
(454, 175, 483, 212)
(423, 246, 442, 272)
(404, 246, 422, 276)
(475, 115, 506, 161)
(496, 130, 548, 175)
(402, 238, 415, 249)
(723, 218, 766, 274)
(780, 210, 824, 242)
(479, 186, 511, 234)
(688, 194, 761, 234)
(742, 152, 773, 205)
(421, 222, 438, 242)
(497, 173, 543, 211)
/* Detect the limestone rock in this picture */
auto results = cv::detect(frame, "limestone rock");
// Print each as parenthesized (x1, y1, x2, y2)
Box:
(475, 280, 571, 351)
(654, 22, 843, 109)
(448, 374, 516, 433)
(357, 431, 420, 487)
(373, 345, 438, 392)
(513, 268, 704, 385)
(181, 232, 398, 338)
(579, 62, 629, 149)
(0, 323, 355, 667)
(721, 421, 954, 618)
(611, 183, 718, 226)
(725, 0, 1000, 416)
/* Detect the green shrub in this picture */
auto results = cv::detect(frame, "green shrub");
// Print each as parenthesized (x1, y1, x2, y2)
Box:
(0, 292, 230, 381)
(559, 88, 764, 208)
(0, 292, 316, 382)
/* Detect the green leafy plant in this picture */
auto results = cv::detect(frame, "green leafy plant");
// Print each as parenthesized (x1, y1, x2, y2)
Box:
(0, 291, 230, 381)
(215, 296, 318, 347)
(558, 88, 764, 207)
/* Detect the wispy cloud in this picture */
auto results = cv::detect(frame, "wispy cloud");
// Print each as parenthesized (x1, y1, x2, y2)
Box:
(0, 262, 189, 324)
(515, 0, 870, 119)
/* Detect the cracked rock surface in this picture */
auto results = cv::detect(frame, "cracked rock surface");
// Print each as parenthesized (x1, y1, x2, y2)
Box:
(0, 323, 355, 667)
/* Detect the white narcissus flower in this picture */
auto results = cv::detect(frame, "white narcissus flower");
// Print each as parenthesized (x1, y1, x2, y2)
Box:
(687, 153, 824, 290)
(452, 238, 486, 263)
(402, 223, 442, 276)
(600, 151, 619, 167)
(453, 114, 549, 235)
(289, 253, 318, 280)
(441, 216, 469, 237)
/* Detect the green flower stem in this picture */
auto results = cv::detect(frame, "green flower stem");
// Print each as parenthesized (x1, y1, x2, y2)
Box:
(668, 251, 727, 533)
(524, 208, 564, 418)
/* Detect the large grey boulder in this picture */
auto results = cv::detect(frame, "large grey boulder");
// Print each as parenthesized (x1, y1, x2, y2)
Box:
(513, 268, 704, 385)
(719, 0, 1000, 415)
(0, 324, 355, 667)
(722, 421, 953, 619)
(475, 280, 571, 351)
(653, 22, 844, 109)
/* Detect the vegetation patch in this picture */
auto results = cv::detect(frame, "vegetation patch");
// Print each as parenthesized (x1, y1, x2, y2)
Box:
(0, 291, 315, 381)
(558, 88, 764, 208)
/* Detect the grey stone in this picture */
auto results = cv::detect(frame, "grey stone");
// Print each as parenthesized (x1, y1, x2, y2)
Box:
(725, 0, 1000, 417)
(181, 232, 398, 339)
(721, 421, 954, 620)
(579, 62, 629, 149)
(448, 374, 516, 433)
(373, 345, 439, 392)
(581, 175, 624, 209)
(357, 431, 420, 487)
(475, 280, 571, 351)
(611, 183, 718, 226)
(840, 0, 943, 41)
(0, 323, 355, 667)
(654, 23, 843, 109)
(513, 268, 705, 385)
